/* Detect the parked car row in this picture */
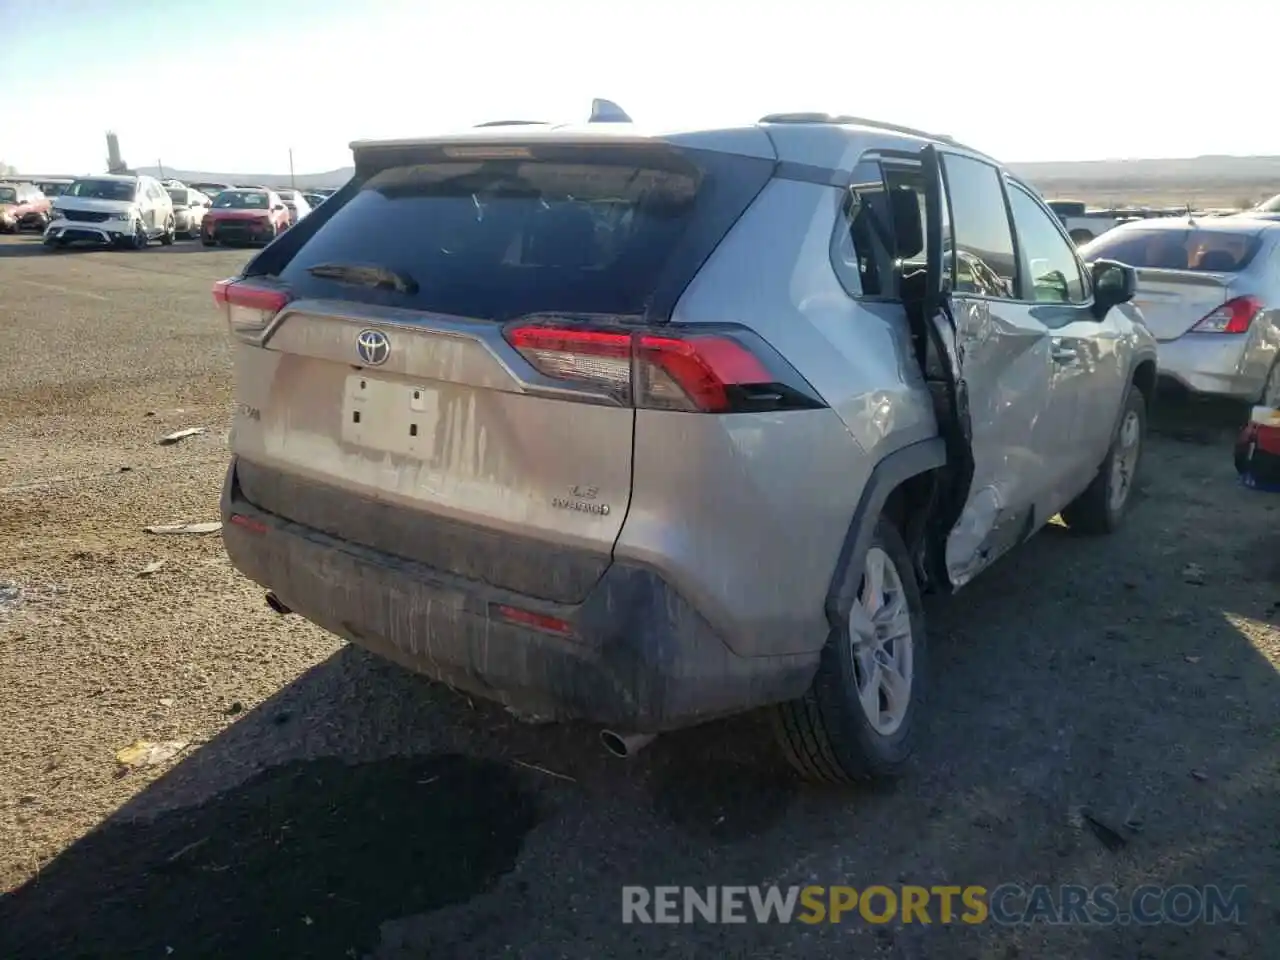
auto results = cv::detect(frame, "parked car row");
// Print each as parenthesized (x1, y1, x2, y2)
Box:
(1, 168, 342, 252)
(0, 172, 337, 251)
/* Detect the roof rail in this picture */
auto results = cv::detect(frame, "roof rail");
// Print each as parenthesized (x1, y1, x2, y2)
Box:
(758, 111, 955, 144)
(473, 119, 548, 128)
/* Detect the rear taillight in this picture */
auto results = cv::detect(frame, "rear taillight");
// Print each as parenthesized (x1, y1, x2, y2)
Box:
(503, 320, 824, 413)
(213, 279, 292, 340)
(1191, 295, 1262, 334)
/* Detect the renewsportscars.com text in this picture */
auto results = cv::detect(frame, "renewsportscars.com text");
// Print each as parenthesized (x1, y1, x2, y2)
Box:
(621, 884, 1247, 926)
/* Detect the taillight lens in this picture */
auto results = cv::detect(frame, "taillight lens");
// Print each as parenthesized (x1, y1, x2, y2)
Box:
(503, 320, 823, 413)
(213, 279, 292, 340)
(1192, 295, 1262, 334)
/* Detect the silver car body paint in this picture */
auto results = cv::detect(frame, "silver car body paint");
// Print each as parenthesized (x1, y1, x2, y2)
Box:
(220, 116, 1157, 727)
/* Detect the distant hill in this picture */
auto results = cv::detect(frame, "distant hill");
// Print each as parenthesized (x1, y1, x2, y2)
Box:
(131, 154, 1280, 208)
(1011, 154, 1280, 185)
(135, 165, 354, 190)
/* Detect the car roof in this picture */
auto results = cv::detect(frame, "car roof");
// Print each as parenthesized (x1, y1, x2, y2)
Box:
(350, 113, 996, 178)
(76, 173, 138, 182)
(1107, 215, 1275, 236)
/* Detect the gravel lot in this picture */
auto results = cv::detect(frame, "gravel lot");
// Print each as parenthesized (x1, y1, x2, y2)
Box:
(0, 232, 1276, 959)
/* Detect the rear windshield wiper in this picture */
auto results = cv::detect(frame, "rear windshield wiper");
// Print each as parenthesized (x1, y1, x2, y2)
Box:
(306, 262, 418, 294)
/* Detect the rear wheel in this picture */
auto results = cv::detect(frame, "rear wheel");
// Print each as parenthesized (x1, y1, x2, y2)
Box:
(774, 517, 925, 782)
(1062, 386, 1145, 534)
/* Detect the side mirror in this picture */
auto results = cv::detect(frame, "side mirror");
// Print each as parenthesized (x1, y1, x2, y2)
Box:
(273, 203, 286, 212)
(1090, 258, 1136, 319)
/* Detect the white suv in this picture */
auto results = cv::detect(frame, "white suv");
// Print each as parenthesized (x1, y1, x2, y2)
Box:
(44, 174, 176, 250)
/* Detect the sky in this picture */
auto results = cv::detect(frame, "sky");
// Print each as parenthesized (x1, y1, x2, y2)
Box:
(3, 0, 1278, 176)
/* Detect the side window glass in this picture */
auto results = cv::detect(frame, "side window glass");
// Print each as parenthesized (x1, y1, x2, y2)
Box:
(941, 154, 1017, 299)
(1006, 184, 1087, 304)
(832, 157, 957, 300)
(882, 164, 955, 292)
(832, 159, 896, 298)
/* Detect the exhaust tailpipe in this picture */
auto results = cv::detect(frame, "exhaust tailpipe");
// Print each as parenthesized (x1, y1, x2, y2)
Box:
(264, 591, 292, 616)
(600, 730, 656, 759)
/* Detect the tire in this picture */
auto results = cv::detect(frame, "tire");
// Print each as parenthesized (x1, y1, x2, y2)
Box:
(201, 238, 216, 247)
(160, 217, 175, 246)
(132, 221, 149, 250)
(773, 516, 926, 782)
(1061, 386, 1146, 535)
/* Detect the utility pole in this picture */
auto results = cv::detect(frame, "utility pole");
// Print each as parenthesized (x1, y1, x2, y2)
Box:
(288, 148, 295, 190)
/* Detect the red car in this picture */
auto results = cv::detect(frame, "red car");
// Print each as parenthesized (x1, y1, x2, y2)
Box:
(0, 182, 52, 232)
(201, 188, 291, 247)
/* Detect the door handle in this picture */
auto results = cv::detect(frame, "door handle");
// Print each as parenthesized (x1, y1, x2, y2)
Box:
(1050, 341, 1078, 364)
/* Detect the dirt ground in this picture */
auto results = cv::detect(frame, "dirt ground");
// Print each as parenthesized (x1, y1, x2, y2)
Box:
(0, 232, 1276, 959)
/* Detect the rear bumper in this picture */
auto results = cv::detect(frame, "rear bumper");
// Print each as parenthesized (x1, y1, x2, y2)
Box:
(220, 458, 817, 732)
(1156, 332, 1275, 400)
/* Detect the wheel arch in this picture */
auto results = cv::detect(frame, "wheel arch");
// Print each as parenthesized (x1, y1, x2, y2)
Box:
(825, 438, 947, 628)
(1131, 355, 1157, 409)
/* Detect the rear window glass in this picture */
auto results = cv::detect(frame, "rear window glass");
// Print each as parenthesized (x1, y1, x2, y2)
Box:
(215, 191, 269, 209)
(1084, 228, 1262, 272)
(276, 158, 706, 321)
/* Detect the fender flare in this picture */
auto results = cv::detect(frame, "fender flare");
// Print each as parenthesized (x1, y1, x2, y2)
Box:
(824, 437, 947, 629)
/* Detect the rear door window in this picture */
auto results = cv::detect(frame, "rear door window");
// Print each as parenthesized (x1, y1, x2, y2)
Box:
(1083, 228, 1263, 272)
(273, 150, 769, 323)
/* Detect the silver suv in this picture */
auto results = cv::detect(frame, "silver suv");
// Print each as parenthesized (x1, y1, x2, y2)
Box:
(216, 108, 1157, 781)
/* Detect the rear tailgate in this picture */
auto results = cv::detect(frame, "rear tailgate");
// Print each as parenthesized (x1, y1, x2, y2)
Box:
(227, 135, 774, 604)
(1082, 223, 1265, 341)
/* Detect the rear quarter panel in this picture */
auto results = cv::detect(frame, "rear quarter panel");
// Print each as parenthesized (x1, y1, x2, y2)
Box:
(612, 176, 937, 658)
